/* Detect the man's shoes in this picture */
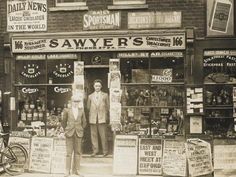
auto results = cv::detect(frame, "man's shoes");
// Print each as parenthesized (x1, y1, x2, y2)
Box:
(90, 152, 98, 157)
(103, 153, 108, 157)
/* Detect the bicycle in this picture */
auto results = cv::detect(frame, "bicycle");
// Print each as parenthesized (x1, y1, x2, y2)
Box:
(0, 132, 28, 176)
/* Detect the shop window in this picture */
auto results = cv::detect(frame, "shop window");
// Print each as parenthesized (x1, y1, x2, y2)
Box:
(47, 59, 74, 84)
(55, 0, 86, 7)
(119, 52, 185, 136)
(16, 59, 46, 85)
(113, 0, 146, 5)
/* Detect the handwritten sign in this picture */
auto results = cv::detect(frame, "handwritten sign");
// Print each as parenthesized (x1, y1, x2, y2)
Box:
(138, 138, 162, 175)
(163, 140, 186, 176)
(186, 139, 213, 177)
(113, 135, 138, 175)
(51, 138, 66, 174)
(29, 137, 53, 173)
(7, 0, 47, 32)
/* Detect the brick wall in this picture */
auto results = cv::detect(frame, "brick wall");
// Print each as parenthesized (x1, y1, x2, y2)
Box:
(46, 0, 205, 36)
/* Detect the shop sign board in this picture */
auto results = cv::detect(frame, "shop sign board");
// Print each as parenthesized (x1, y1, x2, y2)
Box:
(47, 54, 77, 60)
(156, 11, 182, 28)
(204, 50, 236, 56)
(128, 11, 181, 29)
(113, 135, 138, 175)
(138, 138, 162, 175)
(16, 54, 46, 60)
(29, 137, 53, 173)
(12, 33, 186, 53)
(163, 140, 186, 177)
(83, 10, 121, 30)
(7, 0, 47, 32)
(128, 12, 155, 29)
(186, 139, 213, 177)
(150, 51, 183, 58)
(117, 52, 149, 58)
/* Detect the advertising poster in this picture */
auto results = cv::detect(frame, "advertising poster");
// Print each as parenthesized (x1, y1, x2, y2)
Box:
(207, 0, 234, 36)
(151, 69, 173, 83)
(7, 0, 47, 32)
(186, 139, 213, 177)
(29, 137, 53, 173)
(190, 116, 202, 134)
(113, 135, 138, 175)
(138, 138, 162, 175)
(51, 138, 66, 174)
(83, 10, 120, 30)
(163, 140, 186, 177)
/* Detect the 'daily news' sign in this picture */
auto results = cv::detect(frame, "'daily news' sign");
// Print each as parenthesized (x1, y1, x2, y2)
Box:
(83, 10, 121, 30)
(7, 0, 47, 32)
(12, 33, 185, 53)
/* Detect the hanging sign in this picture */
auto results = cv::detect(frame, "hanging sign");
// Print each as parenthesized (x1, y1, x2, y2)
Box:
(163, 140, 186, 177)
(12, 33, 186, 53)
(7, 0, 47, 32)
(138, 138, 162, 175)
(83, 10, 121, 30)
(186, 139, 213, 177)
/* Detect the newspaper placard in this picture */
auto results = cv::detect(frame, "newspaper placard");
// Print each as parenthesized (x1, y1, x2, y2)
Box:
(110, 103, 121, 124)
(7, 0, 47, 32)
(113, 135, 138, 175)
(51, 138, 66, 174)
(29, 137, 53, 173)
(109, 72, 121, 89)
(9, 136, 31, 154)
(186, 139, 213, 177)
(214, 145, 236, 169)
(138, 138, 162, 175)
(163, 140, 186, 177)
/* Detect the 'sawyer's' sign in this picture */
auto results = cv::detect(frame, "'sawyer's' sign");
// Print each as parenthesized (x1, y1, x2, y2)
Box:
(12, 33, 185, 53)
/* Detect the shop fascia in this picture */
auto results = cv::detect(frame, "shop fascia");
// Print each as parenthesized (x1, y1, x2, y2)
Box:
(11, 31, 186, 53)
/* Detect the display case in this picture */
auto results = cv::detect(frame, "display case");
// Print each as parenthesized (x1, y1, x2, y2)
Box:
(14, 54, 77, 136)
(203, 50, 236, 138)
(119, 51, 185, 136)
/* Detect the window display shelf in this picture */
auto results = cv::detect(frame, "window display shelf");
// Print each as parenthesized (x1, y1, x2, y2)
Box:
(204, 82, 236, 85)
(205, 117, 234, 119)
(122, 106, 184, 108)
(205, 106, 233, 109)
(15, 83, 73, 86)
(84, 65, 109, 68)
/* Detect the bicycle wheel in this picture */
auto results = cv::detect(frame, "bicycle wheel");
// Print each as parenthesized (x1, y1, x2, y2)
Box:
(1, 143, 28, 176)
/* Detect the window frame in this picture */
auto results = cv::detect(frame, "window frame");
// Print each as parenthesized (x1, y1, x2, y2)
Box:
(113, 0, 146, 5)
(55, 0, 86, 7)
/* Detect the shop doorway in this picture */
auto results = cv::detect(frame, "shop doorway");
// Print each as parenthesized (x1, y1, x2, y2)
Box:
(83, 67, 113, 155)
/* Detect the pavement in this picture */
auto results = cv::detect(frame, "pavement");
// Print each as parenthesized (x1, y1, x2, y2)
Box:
(0, 173, 162, 177)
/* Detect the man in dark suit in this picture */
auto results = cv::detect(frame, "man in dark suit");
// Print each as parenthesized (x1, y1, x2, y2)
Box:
(62, 95, 87, 177)
(87, 79, 109, 157)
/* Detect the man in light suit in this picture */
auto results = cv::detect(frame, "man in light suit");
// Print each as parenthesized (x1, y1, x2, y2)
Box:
(87, 79, 109, 157)
(62, 95, 87, 177)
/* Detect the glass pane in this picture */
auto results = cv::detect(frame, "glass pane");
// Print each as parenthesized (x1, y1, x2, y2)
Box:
(120, 58, 149, 83)
(113, 0, 146, 5)
(150, 56, 184, 83)
(16, 60, 46, 84)
(47, 59, 75, 84)
(57, 0, 86, 3)
(17, 86, 46, 126)
(47, 85, 72, 136)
